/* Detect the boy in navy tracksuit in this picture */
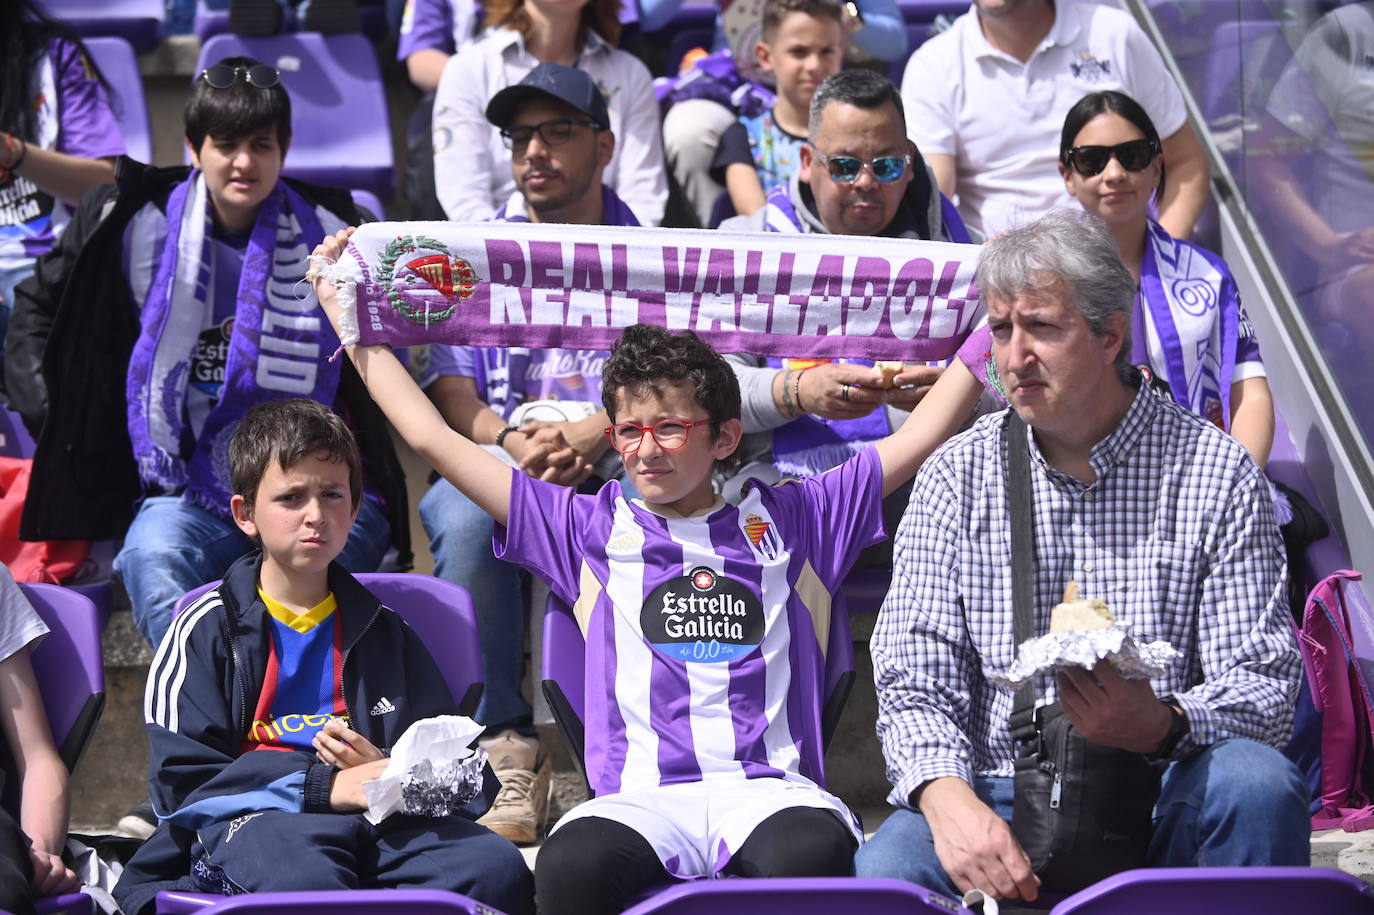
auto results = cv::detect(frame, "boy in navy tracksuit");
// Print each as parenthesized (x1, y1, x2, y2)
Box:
(113, 399, 534, 915)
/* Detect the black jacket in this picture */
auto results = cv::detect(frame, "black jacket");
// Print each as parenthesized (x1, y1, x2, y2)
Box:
(3, 159, 410, 564)
(113, 552, 494, 915)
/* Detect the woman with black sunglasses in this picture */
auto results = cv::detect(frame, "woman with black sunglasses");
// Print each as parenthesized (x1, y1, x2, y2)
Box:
(1058, 90, 1276, 470)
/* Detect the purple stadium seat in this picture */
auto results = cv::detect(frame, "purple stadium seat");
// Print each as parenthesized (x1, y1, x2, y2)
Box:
(896, 0, 970, 24)
(194, 33, 395, 200)
(1048, 867, 1374, 914)
(82, 36, 154, 164)
(351, 189, 387, 222)
(621, 877, 976, 915)
(31, 893, 95, 914)
(40, 0, 165, 53)
(155, 888, 507, 914)
(0, 409, 35, 460)
(640, 6, 716, 77)
(173, 573, 482, 716)
(19, 583, 105, 775)
(192, 1, 391, 44)
(541, 579, 856, 794)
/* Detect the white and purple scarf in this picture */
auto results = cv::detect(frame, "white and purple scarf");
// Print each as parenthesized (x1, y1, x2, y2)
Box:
(127, 174, 340, 517)
(325, 221, 983, 362)
(1134, 220, 1239, 430)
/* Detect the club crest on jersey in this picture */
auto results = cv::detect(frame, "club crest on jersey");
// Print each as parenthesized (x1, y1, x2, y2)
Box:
(1069, 53, 1112, 82)
(742, 513, 779, 560)
(641, 566, 765, 663)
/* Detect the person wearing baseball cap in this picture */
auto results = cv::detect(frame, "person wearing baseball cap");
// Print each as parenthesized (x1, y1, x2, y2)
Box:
(418, 61, 640, 848)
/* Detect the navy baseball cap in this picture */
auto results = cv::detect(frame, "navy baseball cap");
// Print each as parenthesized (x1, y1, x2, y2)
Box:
(485, 63, 611, 131)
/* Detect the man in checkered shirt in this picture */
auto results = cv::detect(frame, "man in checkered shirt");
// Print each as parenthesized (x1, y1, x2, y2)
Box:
(856, 211, 1310, 902)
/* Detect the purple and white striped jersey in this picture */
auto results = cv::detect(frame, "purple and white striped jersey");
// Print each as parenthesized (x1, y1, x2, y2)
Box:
(496, 448, 885, 797)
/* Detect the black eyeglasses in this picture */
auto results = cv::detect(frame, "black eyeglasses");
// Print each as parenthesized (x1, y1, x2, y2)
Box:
(201, 64, 281, 90)
(1064, 139, 1159, 177)
(500, 118, 602, 151)
(814, 151, 911, 184)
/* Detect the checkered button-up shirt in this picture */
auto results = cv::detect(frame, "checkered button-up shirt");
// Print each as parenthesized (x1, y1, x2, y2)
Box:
(872, 384, 1300, 809)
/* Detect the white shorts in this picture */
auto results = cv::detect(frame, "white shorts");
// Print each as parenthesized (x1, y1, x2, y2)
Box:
(551, 776, 862, 879)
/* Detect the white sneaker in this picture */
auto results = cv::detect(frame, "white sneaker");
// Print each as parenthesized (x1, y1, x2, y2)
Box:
(476, 731, 548, 845)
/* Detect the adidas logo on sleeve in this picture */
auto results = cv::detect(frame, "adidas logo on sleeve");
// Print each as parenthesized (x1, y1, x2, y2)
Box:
(370, 697, 397, 716)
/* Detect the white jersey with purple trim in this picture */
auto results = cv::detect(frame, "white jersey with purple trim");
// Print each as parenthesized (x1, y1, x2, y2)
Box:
(495, 448, 885, 797)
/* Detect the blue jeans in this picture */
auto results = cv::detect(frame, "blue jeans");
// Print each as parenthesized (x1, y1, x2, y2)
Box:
(855, 738, 1311, 899)
(115, 495, 391, 648)
(0, 263, 36, 376)
(419, 470, 637, 731)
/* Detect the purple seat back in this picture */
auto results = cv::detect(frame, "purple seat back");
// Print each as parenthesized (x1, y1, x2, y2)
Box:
(42, 0, 165, 52)
(156, 888, 505, 914)
(194, 34, 395, 200)
(621, 877, 975, 915)
(34, 891, 95, 915)
(351, 189, 387, 222)
(1049, 866, 1374, 914)
(896, 0, 971, 24)
(0, 409, 35, 460)
(20, 584, 105, 774)
(173, 574, 482, 716)
(82, 36, 153, 163)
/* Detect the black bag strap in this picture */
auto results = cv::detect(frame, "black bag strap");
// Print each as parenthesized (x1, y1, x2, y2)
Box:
(1007, 414, 1040, 744)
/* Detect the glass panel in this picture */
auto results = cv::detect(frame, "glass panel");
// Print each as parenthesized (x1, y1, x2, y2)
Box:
(1149, 0, 1374, 442)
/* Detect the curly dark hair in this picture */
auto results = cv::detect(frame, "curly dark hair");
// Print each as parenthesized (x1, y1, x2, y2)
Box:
(601, 325, 741, 435)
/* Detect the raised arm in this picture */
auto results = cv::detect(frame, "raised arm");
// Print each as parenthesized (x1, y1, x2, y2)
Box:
(873, 358, 983, 497)
(312, 228, 513, 525)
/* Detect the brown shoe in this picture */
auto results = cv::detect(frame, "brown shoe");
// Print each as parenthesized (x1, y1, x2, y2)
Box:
(477, 731, 549, 845)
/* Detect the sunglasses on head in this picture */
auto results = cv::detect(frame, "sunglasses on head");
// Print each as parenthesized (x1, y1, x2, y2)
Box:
(1064, 139, 1159, 177)
(814, 151, 911, 184)
(201, 64, 281, 90)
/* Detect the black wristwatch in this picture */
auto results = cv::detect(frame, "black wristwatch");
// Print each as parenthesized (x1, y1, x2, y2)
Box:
(1144, 702, 1189, 762)
(495, 425, 520, 448)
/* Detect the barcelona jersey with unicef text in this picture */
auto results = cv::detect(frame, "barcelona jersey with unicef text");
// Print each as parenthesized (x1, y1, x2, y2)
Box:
(495, 448, 885, 797)
(240, 590, 348, 753)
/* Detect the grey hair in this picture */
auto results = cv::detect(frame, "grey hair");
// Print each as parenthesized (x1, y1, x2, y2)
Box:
(976, 210, 1136, 381)
(807, 69, 905, 142)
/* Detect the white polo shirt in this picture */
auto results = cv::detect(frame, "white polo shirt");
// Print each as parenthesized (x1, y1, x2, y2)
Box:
(902, 1, 1187, 236)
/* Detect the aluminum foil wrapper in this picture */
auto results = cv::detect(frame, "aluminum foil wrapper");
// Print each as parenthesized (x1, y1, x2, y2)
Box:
(991, 625, 1180, 692)
(363, 715, 486, 824)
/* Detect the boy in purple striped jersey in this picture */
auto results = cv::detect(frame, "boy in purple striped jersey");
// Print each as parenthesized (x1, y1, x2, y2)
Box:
(312, 240, 985, 914)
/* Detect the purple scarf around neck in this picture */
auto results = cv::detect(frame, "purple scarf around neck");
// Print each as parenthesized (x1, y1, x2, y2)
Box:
(126, 172, 338, 518)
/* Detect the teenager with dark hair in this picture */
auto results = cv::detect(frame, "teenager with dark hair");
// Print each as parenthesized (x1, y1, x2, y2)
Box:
(0, 0, 124, 355)
(4, 56, 408, 663)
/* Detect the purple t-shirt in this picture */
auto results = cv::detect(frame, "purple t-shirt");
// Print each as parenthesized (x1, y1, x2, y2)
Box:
(396, 0, 481, 61)
(0, 38, 125, 271)
(426, 346, 610, 421)
(494, 447, 885, 797)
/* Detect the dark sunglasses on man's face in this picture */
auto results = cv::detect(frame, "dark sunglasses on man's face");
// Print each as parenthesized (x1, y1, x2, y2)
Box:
(500, 118, 602, 151)
(1064, 139, 1159, 177)
(814, 151, 911, 184)
(201, 64, 281, 90)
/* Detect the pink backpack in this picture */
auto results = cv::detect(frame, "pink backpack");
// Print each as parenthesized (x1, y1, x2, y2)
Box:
(1297, 570, 1374, 831)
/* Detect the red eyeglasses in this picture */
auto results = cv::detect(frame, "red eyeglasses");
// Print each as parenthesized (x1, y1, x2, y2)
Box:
(602, 419, 714, 454)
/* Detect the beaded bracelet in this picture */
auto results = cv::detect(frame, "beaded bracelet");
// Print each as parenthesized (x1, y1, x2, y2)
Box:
(780, 369, 797, 418)
(792, 367, 809, 415)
